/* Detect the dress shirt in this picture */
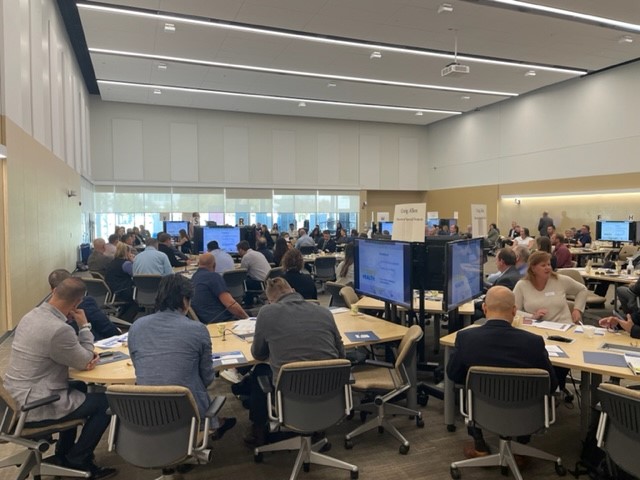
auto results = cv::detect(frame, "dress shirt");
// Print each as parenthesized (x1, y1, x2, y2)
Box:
(240, 249, 271, 281)
(132, 246, 173, 276)
(211, 248, 235, 273)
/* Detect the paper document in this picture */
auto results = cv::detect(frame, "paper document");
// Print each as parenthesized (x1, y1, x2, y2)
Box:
(624, 354, 640, 375)
(575, 326, 606, 336)
(531, 321, 572, 332)
(232, 319, 256, 335)
(212, 351, 248, 367)
(545, 345, 568, 358)
(330, 307, 350, 314)
(94, 333, 128, 349)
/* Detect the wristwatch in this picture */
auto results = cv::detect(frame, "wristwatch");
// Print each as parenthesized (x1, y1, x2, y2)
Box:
(80, 323, 92, 331)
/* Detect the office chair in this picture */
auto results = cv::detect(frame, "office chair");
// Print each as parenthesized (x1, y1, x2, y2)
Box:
(618, 245, 640, 262)
(0, 379, 90, 479)
(313, 256, 337, 293)
(339, 286, 360, 309)
(267, 266, 285, 280)
(450, 366, 566, 480)
(596, 383, 640, 478)
(558, 269, 606, 308)
(82, 277, 115, 308)
(106, 385, 226, 479)
(132, 275, 162, 313)
(325, 281, 348, 308)
(344, 325, 424, 455)
(254, 359, 359, 480)
(223, 268, 248, 305)
(89, 271, 106, 281)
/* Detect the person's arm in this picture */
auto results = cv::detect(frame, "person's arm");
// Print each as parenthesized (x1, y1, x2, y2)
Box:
(122, 260, 133, 276)
(332, 319, 346, 358)
(162, 256, 173, 275)
(198, 327, 215, 387)
(218, 291, 248, 319)
(560, 275, 587, 323)
(446, 336, 467, 385)
(251, 316, 269, 361)
(80, 297, 120, 340)
(50, 321, 95, 370)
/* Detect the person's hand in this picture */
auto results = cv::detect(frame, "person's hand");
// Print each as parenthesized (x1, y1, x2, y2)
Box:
(86, 353, 99, 370)
(599, 316, 617, 329)
(618, 314, 634, 333)
(69, 308, 88, 327)
(533, 309, 548, 320)
(571, 309, 583, 324)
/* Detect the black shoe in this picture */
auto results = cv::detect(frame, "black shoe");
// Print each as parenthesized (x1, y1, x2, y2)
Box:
(211, 416, 237, 440)
(89, 465, 117, 480)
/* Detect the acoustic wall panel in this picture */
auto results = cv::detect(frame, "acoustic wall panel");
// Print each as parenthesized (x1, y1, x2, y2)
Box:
(170, 122, 198, 182)
(112, 118, 143, 180)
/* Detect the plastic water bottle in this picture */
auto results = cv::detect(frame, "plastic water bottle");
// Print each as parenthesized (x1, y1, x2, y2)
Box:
(628, 259, 634, 276)
(586, 259, 592, 274)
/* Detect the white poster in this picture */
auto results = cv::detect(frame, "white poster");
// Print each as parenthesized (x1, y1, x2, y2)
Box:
(376, 212, 389, 222)
(471, 204, 487, 238)
(392, 203, 427, 242)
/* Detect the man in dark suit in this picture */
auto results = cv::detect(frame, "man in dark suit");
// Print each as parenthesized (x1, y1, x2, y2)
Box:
(316, 230, 337, 253)
(492, 248, 523, 290)
(157, 232, 188, 267)
(447, 286, 557, 458)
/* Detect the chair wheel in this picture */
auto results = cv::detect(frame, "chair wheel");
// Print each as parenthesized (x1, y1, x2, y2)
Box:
(450, 466, 461, 479)
(416, 417, 425, 428)
(501, 465, 509, 476)
(254, 452, 263, 463)
(418, 393, 429, 406)
(303, 462, 310, 472)
(399, 444, 410, 455)
(344, 439, 354, 450)
(378, 426, 384, 434)
(555, 463, 567, 476)
(447, 424, 456, 432)
(351, 470, 359, 479)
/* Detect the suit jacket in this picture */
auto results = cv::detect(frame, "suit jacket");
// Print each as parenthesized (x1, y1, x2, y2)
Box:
(317, 238, 337, 253)
(4, 303, 94, 421)
(159, 243, 187, 267)
(447, 319, 557, 393)
(493, 266, 522, 290)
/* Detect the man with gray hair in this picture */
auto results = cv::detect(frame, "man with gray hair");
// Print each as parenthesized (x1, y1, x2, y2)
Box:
(514, 245, 530, 276)
(133, 237, 173, 276)
(87, 238, 111, 276)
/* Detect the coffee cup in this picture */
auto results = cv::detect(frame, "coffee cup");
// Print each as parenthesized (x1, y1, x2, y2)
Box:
(583, 325, 596, 339)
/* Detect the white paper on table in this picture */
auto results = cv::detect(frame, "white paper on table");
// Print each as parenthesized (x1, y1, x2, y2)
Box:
(574, 326, 606, 336)
(531, 321, 572, 332)
(94, 333, 128, 348)
(330, 307, 350, 314)
(221, 358, 239, 365)
(232, 319, 256, 334)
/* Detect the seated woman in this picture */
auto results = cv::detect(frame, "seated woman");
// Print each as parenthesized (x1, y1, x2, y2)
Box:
(281, 249, 317, 300)
(104, 242, 139, 321)
(513, 227, 535, 250)
(273, 237, 290, 267)
(177, 229, 192, 254)
(335, 243, 354, 285)
(535, 235, 557, 270)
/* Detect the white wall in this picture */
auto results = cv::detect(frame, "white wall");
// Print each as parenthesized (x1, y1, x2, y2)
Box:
(425, 60, 640, 189)
(89, 99, 430, 191)
(0, 0, 91, 177)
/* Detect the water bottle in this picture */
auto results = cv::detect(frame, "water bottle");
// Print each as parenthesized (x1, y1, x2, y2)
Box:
(586, 259, 592, 274)
(628, 259, 634, 276)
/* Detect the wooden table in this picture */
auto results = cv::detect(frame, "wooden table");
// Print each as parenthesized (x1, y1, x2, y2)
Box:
(439, 322, 640, 434)
(69, 311, 408, 385)
(569, 247, 616, 266)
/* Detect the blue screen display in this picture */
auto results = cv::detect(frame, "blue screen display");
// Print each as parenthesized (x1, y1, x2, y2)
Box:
(202, 227, 240, 253)
(445, 238, 483, 311)
(164, 221, 188, 237)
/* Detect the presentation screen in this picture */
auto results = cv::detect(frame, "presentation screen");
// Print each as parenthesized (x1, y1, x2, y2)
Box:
(380, 222, 394, 235)
(596, 221, 633, 242)
(164, 221, 189, 237)
(444, 238, 484, 312)
(202, 226, 241, 253)
(354, 239, 412, 308)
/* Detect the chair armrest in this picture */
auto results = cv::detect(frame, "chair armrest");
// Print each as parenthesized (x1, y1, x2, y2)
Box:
(349, 372, 356, 385)
(21, 394, 61, 412)
(204, 395, 226, 419)
(257, 374, 273, 394)
(364, 359, 394, 369)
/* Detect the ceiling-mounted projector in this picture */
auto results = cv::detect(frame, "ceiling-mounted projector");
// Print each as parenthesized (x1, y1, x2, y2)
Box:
(441, 62, 470, 77)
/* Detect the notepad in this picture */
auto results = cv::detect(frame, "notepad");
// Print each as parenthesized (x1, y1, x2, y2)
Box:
(330, 307, 350, 314)
(583, 351, 627, 368)
(545, 345, 568, 358)
(625, 354, 640, 375)
(344, 331, 380, 342)
(97, 351, 129, 365)
(531, 321, 572, 332)
(232, 319, 256, 335)
(575, 326, 606, 336)
(212, 351, 247, 367)
(94, 333, 128, 349)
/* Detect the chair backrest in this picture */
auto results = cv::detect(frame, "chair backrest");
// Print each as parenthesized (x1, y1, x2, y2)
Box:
(83, 278, 113, 307)
(325, 281, 347, 308)
(223, 268, 248, 303)
(314, 256, 337, 280)
(106, 385, 199, 469)
(132, 275, 162, 308)
(465, 366, 551, 438)
(339, 286, 359, 308)
(557, 268, 586, 286)
(597, 383, 640, 477)
(90, 271, 105, 280)
(275, 359, 352, 434)
(300, 246, 316, 255)
(619, 245, 640, 262)
(394, 325, 423, 375)
(0, 379, 19, 436)
(268, 267, 284, 280)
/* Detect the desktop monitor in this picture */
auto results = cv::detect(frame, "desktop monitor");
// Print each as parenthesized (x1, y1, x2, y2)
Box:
(379, 221, 393, 235)
(421, 236, 453, 291)
(354, 239, 413, 308)
(163, 221, 189, 238)
(595, 221, 634, 243)
(444, 237, 484, 312)
(200, 226, 241, 254)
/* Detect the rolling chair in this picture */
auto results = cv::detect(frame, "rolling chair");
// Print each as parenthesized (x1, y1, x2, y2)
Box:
(325, 281, 348, 308)
(254, 359, 358, 480)
(223, 268, 248, 305)
(558, 269, 606, 308)
(0, 379, 89, 479)
(344, 325, 424, 454)
(596, 383, 640, 479)
(313, 256, 337, 293)
(339, 286, 360, 309)
(82, 277, 115, 308)
(106, 385, 226, 479)
(450, 366, 566, 480)
(132, 275, 162, 314)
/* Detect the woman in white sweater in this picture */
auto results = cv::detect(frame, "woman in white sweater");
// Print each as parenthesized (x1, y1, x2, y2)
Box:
(513, 251, 587, 324)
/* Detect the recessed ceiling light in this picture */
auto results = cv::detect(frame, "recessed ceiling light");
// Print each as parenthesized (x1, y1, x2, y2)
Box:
(415, 111, 424, 116)
(153, 89, 162, 95)
(619, 35, 634, 44)
(370, 51, 382, 60)
(163, 23, 175, 32)
(298, 101, 306, 107)
(525, 70, 537, 76)
(157, 63, 168, 70)
(461, 95, 471, 100)
(327, 82, 337, 87)
(438, 3, 454, 14)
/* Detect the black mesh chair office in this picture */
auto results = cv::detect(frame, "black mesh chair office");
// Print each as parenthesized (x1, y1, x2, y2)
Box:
(0, 379, 89, 479)
(325, 281, 348, 308)
(267, 266, 285, 280)
(106, 385, 226, 479)
(313, 256, 336, 293)
(254, 359, 359, 480)
(222, 268, 248, 305)
(450, 366, 566, 480)
(597, 383, 640, 478)
(83, 277, 115, 308)
(132, 275, 162, 313)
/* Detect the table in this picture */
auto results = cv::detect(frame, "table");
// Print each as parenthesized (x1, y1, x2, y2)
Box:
(440, 323, 640, 434)
(69, 311, 408, 385)
(302, 253, 344, 264)
(569, 247, 616, 266)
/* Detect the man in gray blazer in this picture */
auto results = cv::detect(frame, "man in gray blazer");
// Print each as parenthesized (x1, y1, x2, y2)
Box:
(4, 278, 115, 479)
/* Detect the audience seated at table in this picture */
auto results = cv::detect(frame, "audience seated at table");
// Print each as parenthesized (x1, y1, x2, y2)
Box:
(132, 237, 173, 276)
(176, 229, 192, 254)
(158, 232, 188, 268)
(576, 224, 592, 247)
(104, 234, 118, 258)
(104, 242, 139, 322)
(294, 228, 316, 249)
(535, 236, 557, 270)
(281, 249, 317, 300)
(335, 243, 355, 285)
(237, 240, 271, 305)
(272, 237, 290, 267)
(206, 240, 235, 273)
(87, 238, 112, 277)
(316, 229, 337, 253)
(513, 227, 535, 250)
(256, 237, 275, 264)
(551, 233, 573, 268)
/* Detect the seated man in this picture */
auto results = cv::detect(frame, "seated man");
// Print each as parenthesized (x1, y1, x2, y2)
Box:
(128, 274, 236, 438)
(294, 228, 316, 250)
(207, 240, 235, 273)
(191, 253, 248, 323)
(3, 278, 115, 479)
(87, 238, 111, 276)
(132, 237, 173, 276)
(576, 224, 592, 247)
(600, 310, 640, 338)
(484, 248, 522, 291)
(104, 234, 118, 258)
(158, 232, 188, 268)
(48, 269, 120, 340)
(551, 233, 573, 268)
(236, 240, 271, 304)
(447, 286, 557, 459)
(615, 279, 640, 315)
(256, 237, 275, 264)
(316, 230, 337, 253)
(244, 278, 345, 447)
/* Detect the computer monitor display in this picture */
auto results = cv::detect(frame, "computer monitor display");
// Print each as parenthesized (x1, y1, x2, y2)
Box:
(354, 239, 412, 308)
(421, 236, 453, 291)
(596, 221, 633, 243)
(202, 226, 241, 253)
(164, 221, 189, 238)
(380, 221, 393, 235)
(444, 238, 484, 312)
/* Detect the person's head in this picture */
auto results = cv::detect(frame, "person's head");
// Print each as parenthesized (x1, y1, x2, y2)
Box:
(546, 225, 556, 235)
(157, 232, 171, 245)
(514, 245, 530, 266)
(117, 226, 126, 236)
(265, 277, 295, 303)
(350, 229, 358, 237)
(551, 233, 564, 246)
(198, 252, 216, 271)
(236, 240, 250, 256)
(581, 224, 590, 234)
(238, 218, 245, 226)
(451, 225, 459, 234)
(48, 269, 72, 290)
(536, 235, 552, 254)
(115, 242, 130, 259)
(192, 212, 199, 219)
(281, 248, 303, 272)
(207, 240, 220, 252)
(256, 237, 268, 250)
(108, 234, 119, 245)
(482, 286, 516, 323)
(261, 225, 269, 234)
(525, 251, 554, 283)
(298, 228, 306, 237)
(489, 223, 497, 231)
(178, 229, 188, 239)
(496, 248, 516, 272)
(133, 226, 140, 234)
(322, 230, 330, 240)
(542, 211, 549, 218)
(272, 223, 278, 231)
(155, 274, 193, 313)
(289, 223, 295, 230)
(50, 277, 87, 315)
(145, 237, 159, 249)
(564, 229, 573, 239)
(511, 220, 517, 228)
(520, 227, 530, 238)
(93, 238, 106, 253)
(121, 233, 133, 245)
(274, 236, 289, 253)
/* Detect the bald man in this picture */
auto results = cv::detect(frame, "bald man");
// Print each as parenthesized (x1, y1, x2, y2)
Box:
(191, 253, 248, 324)
(447, 286, 557, 459)
(87, 238, 111, 276)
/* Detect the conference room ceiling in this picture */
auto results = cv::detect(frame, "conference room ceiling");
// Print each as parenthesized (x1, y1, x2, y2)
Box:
(68, 0, 640, 126)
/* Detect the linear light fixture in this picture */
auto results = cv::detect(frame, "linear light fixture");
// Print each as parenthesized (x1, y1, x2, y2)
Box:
(465, 0, 640, 34)
(77, 2, 587, 75)
(501, 189, 640, 200)
(90, 47, 518, 97)
(97, 80, 463, 116)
